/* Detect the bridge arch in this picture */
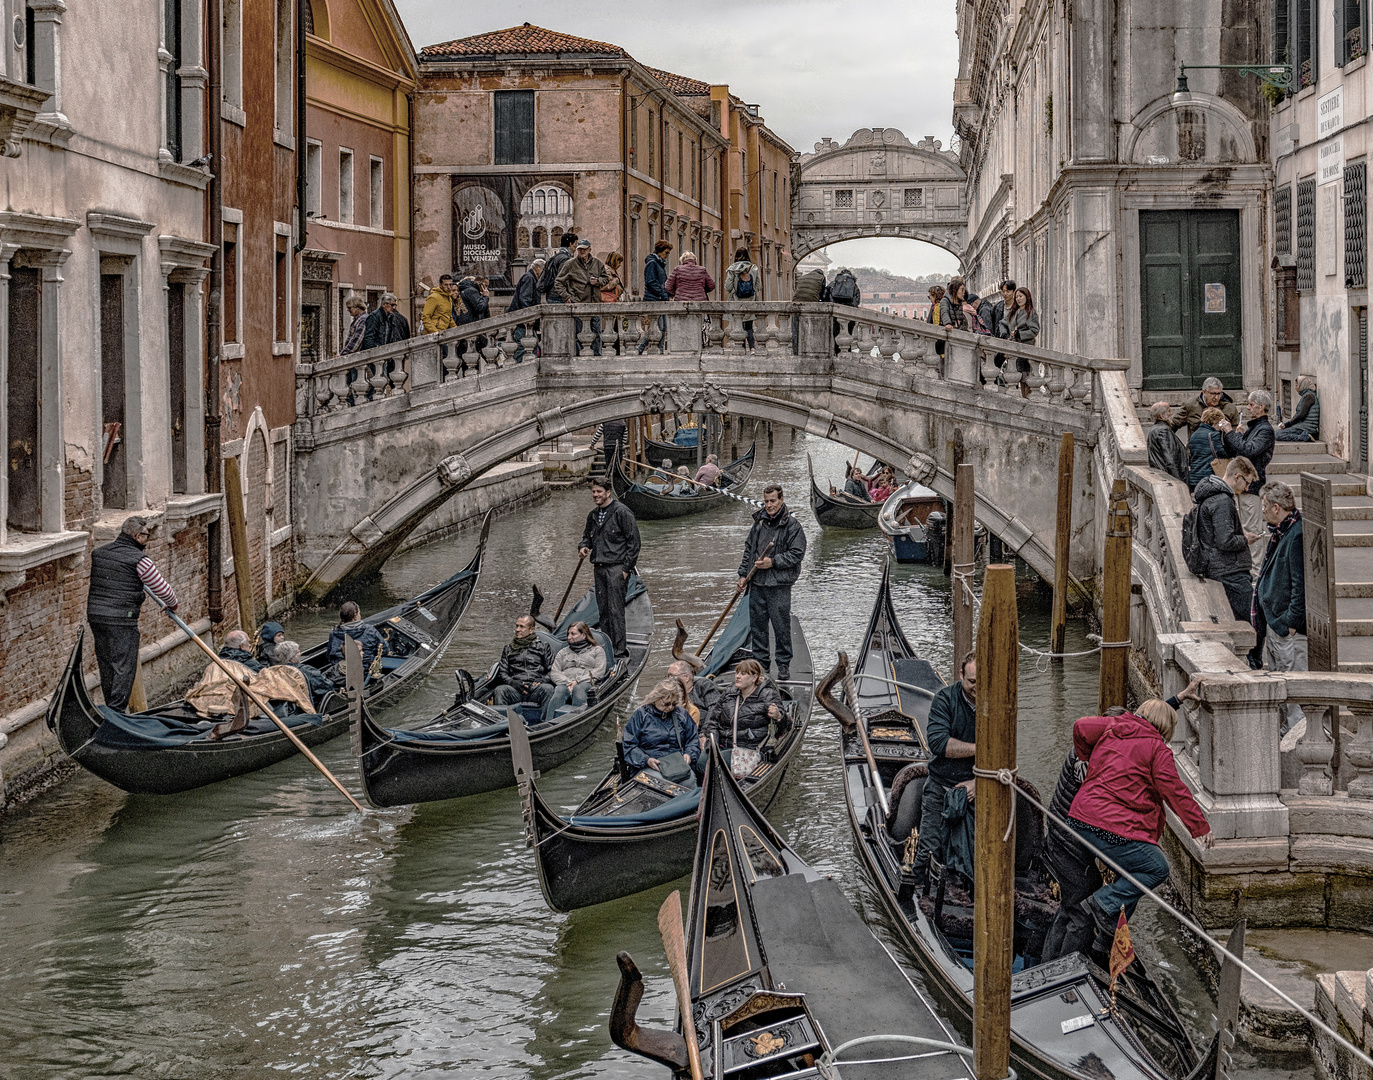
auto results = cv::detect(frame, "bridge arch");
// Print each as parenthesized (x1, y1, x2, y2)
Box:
(792, 128, 968, 262)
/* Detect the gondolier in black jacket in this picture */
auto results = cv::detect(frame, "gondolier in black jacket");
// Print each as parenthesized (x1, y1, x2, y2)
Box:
(736, 485, 807, 681)
(579, 475, 641, 660)
(86, 516, 179, 711)
(909, 651, 976, 889)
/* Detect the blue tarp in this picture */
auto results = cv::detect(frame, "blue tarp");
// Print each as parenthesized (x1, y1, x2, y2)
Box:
(567, 786, 701, 827)
(671, 428, 699, 447)
(554, 575, 646, 638)
(91, 705, 323, 751)
(388, 721, 510, 744)
(703, 601, 752, 676)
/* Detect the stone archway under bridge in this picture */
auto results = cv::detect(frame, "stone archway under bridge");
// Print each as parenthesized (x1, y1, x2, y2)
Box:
(291, 301, 1120, 600)
(791, 128, 968, 263)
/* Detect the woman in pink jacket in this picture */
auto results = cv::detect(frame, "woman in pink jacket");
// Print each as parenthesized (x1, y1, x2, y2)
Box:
(664, 252, 715, 301)
(1056, 699, 1213, 958)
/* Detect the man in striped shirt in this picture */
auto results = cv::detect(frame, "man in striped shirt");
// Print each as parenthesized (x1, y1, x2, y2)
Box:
(87, 516, 179, 711)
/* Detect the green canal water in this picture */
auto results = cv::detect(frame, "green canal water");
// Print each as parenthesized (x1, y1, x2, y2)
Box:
(0, 432, 1311, 1078)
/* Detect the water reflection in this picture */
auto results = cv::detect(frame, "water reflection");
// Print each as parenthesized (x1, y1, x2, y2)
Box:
(0, 431, 1310, 1079)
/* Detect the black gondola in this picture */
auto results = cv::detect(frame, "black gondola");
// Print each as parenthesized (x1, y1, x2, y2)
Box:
(352, 578, 653, 806)
(817, 563, 1224, 1080)
(607, 736, 977, 1080)
(644, 428, 703, 470)
(808, 453, 882, 530)
(45, 513, 493, 796)
(512, 603, 813, 912)
(612, 443, 756, 521)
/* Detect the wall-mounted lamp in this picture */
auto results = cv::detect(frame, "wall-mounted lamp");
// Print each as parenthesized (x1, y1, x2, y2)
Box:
(1173, 62, 1295, 105)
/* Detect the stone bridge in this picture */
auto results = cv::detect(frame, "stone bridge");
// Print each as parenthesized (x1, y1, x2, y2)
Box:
(293, 300, 1125, 600)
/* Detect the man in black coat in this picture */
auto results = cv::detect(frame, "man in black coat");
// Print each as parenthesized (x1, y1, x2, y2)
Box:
(1192, 460, 1259, 621)
(540, 232, 577, 303)
(1146, 401, 1189, 482)
(218, 629, 265, 673)
(508, 257, 545, 363)
(1252, 480, 1306, 733)
(1220, 389, 1276, 572)
(579, 476, 641, 660)
(910, 651, 976, 889)
(86, 516, 180, 710)
(736, 484, 807, 680)
(360, 292, 410, 349)
(492, 614, 555, 713)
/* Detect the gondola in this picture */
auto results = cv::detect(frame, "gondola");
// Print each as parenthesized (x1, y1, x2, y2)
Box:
(878, 479, 945, 562)
(807, 453, 882, 530)
(513, 603, 813, 912)
(612, 443, 756, 521)
(351, 577, 653, 806)
(645, 427, 702, 470)
(45, 513, 493, 796)
(607, 736, 977, 1080)
(816, 563, 1224, 1080)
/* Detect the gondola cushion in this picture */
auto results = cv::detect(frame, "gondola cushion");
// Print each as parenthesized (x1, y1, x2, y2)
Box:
(568, 787, 701, 826)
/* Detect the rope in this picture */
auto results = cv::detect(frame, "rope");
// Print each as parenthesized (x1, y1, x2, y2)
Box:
(1010, 783, 1373, 1072)
(816, 1034, 1016, 1080)
(971, 765, 1018, 841)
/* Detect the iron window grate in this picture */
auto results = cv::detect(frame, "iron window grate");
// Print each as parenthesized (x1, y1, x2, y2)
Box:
(1297, 178, 1316, 290)
(1346, 162, 1367, 288)
(1276, 185, 1292, 255)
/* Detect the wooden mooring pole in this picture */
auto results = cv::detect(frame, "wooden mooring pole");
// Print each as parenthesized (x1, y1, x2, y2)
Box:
(223, 455, 256, 635)
(1098, 477, 1132, 714)
(1050, 432, 1074, 657)
(974, 562, 1018, 1080)
(952, 462, 975, 672)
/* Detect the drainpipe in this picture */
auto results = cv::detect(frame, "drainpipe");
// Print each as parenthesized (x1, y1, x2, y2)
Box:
(205, 0, 223, 624)
(294, 0, 307, 254)
(619, 69, 628, 287)
(407, 89, 416, 320)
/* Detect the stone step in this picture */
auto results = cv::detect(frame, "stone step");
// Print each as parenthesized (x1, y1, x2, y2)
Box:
(1338, 598, 1373, 635)
(1336, 548, 1373, 597)
(1338, 635, 1373, 672)
(1335, 521, 1373, 547)
(1270, 440, 1331, 455)
(1332, 497, 1373, 520)
(1269, 455, 1348, 476)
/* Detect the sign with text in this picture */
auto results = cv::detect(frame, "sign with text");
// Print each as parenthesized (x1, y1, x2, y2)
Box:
(1319, 87, 1344, 185)
(1319, 87, 1344, 138)
(1301, 472, 1337, 671)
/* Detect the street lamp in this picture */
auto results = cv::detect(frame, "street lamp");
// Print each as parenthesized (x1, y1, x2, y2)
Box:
(1173, 62, 1295, 105)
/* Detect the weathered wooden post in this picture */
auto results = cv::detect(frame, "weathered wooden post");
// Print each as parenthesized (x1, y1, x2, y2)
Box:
(1050, 432, 1075, 657)
(1098, 477, 1131, 714)
(223, 455, 256, 634)
(952, 462, 976, 671)
(974, 562, 1018, 1080)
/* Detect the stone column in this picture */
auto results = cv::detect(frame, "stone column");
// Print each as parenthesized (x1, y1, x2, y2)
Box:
(0, 245, 13, 546)
(27, 0, 66, 126)
(179, 267, 208, 494)
(34, 247, 69, 533)
(177, 0, 206, 163)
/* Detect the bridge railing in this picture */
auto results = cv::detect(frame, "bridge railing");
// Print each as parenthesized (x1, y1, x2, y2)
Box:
(294, 301, 1130, 421)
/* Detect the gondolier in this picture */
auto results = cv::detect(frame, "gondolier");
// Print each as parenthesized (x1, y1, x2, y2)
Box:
(737, 484, 807, 680)
(85, 516, 179, 711)
(579, 476, 641, 660)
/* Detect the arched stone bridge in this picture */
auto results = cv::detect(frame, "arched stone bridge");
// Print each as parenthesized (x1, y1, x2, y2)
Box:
(293, 301, 1125, 599)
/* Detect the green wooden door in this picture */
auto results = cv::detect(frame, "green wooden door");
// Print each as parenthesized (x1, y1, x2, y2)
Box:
(1140, 209, 1242, 391)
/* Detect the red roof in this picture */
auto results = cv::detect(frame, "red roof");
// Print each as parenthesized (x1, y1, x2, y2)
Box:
(420, 23, 629, 60)
(649, 67, 711, 97)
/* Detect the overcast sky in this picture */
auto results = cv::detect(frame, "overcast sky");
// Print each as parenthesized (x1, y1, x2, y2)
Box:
(393, 0, 962, 281)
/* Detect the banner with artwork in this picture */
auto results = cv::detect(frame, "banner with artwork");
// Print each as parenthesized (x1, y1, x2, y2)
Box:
(451, 174, 576, 290)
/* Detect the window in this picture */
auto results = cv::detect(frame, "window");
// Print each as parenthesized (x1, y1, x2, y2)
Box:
(168, 283, 187, 493)
(223, 0, 243, 110)
(677, 130, 683, 191)
(1338, 0, 1368, 65)
(305, 140, 322, 217)
(629, 99, 638, 164)
(648, 111, 655, 175)
(223, 223, 239, 343)
(339, 148, 354, 223)
(7, 265, 40, 532)
(370, 157, 383, 227)
(100, 270, 128, 510)
(274, 0, 292, 134)
(1347, 162, 1367, 288)
(532, 226, 546, 247)
(691, 143, 697, 200)
(164, 0, 182, 159)
(1275, 185, 1292, 255)
(494, 89, 534, 165)
(741, 150, 748, 203)
(275, 234, 289, 342)
(1297, 177, 1316, 290)
(23, 5, 34, 85)
(904, 188, 923, 207)
(835, 189, 854, 208)
(773, 173, 778, 224)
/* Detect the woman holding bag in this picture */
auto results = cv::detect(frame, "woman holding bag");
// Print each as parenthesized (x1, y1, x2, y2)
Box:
(621, 679, 700, 785)
(706, 659, 782, 776)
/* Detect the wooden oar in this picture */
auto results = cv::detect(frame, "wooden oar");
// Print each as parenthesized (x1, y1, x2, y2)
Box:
(143, 588, 368, 813)
(840, 650, 889, 816)
(700, 541, 774, 651)
(657, 890, 704, 1080)
(553, 552, 587, 623)
(633, 461, 763, 509)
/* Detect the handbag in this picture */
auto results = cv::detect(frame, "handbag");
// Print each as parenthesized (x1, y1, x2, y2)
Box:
(1208, 430, 1230, 477)
(657, 708, 695, 784)
(730, 698, 762, 780)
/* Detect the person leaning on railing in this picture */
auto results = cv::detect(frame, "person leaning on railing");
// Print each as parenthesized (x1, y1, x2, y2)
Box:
(339, 295, 368, 355)
(1250, 479, 1307, 735)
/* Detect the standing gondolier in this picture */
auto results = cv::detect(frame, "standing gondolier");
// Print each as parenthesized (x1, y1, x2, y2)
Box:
(86, 516, 178, 710)
(578, 476, 641, 661)
(736, 484, 807, 680)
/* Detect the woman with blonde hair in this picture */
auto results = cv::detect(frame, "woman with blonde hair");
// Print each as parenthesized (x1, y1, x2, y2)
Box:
(621, 677, 699, 783)
(707, 658, 782, 753)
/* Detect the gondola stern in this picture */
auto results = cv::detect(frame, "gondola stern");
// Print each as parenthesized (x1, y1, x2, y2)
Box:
(47, 626, 102, 753)
(816, 652, 859, 732)
(609, 950, 691, 1072)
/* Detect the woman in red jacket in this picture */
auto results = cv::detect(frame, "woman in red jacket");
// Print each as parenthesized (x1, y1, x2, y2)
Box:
(1057, 699, 1213, 957)
(664, 251, 715, 301)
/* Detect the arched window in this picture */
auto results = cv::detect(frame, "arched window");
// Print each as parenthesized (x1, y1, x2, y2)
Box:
(535, 190, 546, 214)
(532, 227, 547, 248)
(521, 193, 532, 214)
(551, 226, 563, 246)
(517, 227, 530, 248)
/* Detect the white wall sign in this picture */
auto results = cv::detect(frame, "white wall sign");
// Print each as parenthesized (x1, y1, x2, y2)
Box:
(1319, 87, 1344, 139)
(1320, 136, 1345, 186)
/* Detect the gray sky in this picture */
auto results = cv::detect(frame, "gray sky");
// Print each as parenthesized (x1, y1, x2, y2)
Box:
(393, 0, 962, 281)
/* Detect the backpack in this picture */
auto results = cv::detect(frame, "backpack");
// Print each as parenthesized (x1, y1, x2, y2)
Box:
(735, 267, 755, 298)
(540, 251, 570, 297)
(1181, 507, 1207, 577)
(830, 270, 859, 305)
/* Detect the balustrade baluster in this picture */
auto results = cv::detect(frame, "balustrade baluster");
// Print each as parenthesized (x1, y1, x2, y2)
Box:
(605, 313, 622, 356)
(442, 345, 463, 382)
(1346, 707, 1373, 798)
(715, 314, 731, 354)
(706, 314, 725, 353)
(314, 372, 335, 412)
(1070, 370, 1093, 409)
(1298, 705, 1336, 795)
(500, 326, 519, 364)
(762, 314, 782, 356)
(1046, 362, 1067, 401)
(834, 315, 855, 354)
(389, 359, 407, 394)
(367, 360, 390, 398)
(575, 319, 596, 357)
(481, 331, 501, 367)
(979, 347, 1001, 390)
(878, 326, 897, 364)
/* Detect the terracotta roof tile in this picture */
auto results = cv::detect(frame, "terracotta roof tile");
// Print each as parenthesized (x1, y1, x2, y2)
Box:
(648, 66, 711, 97)
(420, 23, 628, 60)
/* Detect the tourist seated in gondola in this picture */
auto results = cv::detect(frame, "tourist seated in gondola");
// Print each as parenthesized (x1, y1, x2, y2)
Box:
(705, 659, 783, 756)
(694, 454, 722, 487)
(544, 620, 606, 720)
(185, 648, 261, 718)
(491, 614, 555, 715)
(326, 601, 387, 681)
(257, 622, 286, 666)
(669, 659, 722, 726)
(834, 463, 871, 502)
(622, 678, 700, 785)
(672, 466, 696, 495)
(220, 630, 265, 673)
(868, 467, 896, 503)
(641, 458, 676, 493)
(273, 640, 335, 708)
(1049, 698, 1214, 962)
(909, 651, 977, 890)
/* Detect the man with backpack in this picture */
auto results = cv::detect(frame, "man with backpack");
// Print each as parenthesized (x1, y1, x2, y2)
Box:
(829, 268, 861, 355)
(540, 232, 578, 303)
(1183, 457, 1258, 622)
(725, 247, 761, 352)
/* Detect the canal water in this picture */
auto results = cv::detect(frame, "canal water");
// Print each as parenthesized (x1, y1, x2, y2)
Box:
(0, 432, 1310, 1079)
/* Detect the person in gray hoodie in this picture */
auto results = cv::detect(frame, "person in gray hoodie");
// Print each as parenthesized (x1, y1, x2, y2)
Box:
(724, 247, 761, 351)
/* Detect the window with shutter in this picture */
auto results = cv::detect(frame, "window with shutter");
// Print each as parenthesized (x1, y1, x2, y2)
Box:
(1297, 177, 1316, 290)
(1274, 0, 1289, 67)
(1276, 185, 1292, 255)
(1346, 162, 1367, 288)
(494, 90, 535, 166)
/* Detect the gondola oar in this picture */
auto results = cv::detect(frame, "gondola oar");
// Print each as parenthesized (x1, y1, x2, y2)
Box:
(553, 552, 587, 623)
(657, 890, 704, 1080)
(700, 541, 774, 651)
(819, 651, 890, 817)
(143, 587, 368, 813)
